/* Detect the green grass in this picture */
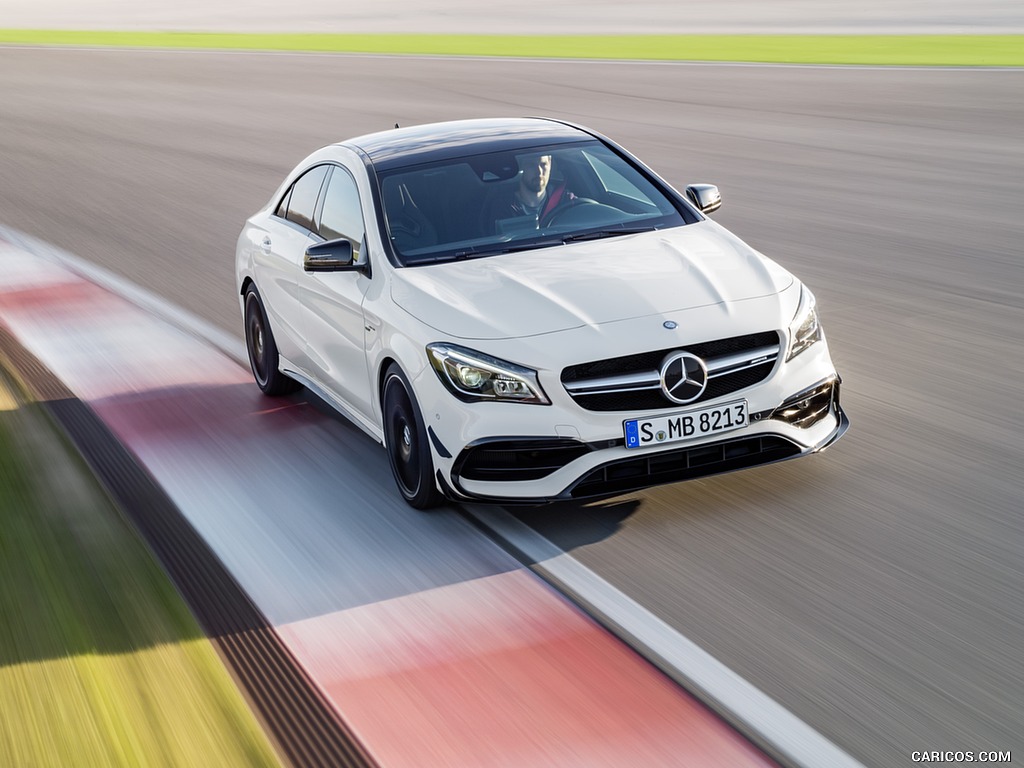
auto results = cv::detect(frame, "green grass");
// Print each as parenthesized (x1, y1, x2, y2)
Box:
(0, 371, 279, 767)
(0, 30, 1021, 66)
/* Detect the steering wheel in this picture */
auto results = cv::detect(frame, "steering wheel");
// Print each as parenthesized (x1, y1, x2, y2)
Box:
(545, 198, 622, 228)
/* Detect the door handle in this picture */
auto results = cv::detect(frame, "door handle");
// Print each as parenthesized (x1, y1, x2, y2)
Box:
(260, 236, 272, 253)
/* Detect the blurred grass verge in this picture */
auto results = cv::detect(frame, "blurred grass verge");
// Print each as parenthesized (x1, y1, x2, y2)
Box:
(0, 367, 279, 767)
(0, 31, 1021, 66)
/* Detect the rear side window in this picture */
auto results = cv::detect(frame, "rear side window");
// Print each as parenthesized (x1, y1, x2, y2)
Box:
(277, 165, 329, 231)
(274, 187, 292, 218)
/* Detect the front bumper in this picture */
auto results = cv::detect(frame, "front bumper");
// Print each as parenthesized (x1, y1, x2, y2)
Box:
(436, 376, 848, 504)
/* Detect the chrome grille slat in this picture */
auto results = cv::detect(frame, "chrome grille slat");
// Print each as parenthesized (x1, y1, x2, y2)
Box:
(563, 371, 660, 393)
(706, 345, 778, 377)
(577, 383, 663, 395)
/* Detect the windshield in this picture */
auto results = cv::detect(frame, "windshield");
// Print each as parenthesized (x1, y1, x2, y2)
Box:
(377, 141, 695, 265)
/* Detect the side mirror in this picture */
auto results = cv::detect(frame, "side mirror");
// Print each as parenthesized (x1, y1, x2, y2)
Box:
(685, 184, 722, 214)
(304, 239, 357, 272)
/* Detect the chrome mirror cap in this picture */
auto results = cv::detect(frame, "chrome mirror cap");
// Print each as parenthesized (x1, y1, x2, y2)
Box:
(685, 184, 722, 214)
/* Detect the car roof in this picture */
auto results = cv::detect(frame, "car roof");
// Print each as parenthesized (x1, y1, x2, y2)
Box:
(341, 117, 595, 171)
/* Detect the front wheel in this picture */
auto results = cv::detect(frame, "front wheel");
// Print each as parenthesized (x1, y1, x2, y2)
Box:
(382, 364, 443, 509)
(244, 286, 300, 396)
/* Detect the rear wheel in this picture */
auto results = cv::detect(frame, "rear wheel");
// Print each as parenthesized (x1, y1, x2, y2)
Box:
(382, 364, 443, 509)
(244, 286, 300, 396)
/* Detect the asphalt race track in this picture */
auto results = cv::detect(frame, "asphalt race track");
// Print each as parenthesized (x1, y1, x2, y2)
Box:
(1, 48, 1022, 767)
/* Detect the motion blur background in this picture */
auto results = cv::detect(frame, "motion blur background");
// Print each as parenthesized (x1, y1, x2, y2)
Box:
(2, 0, 1024, 33)
(1, 3, 1022, 767)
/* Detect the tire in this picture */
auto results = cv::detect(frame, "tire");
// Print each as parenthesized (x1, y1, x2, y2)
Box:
(382, 363, 443, 509)
(244, 286, 300, 396)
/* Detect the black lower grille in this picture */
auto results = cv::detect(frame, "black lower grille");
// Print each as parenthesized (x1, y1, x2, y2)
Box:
(567, 435, 800, 499)
(457, 439, 591, 482)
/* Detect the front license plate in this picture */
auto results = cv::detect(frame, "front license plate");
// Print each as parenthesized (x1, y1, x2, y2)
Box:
(624, 400, 748, 449)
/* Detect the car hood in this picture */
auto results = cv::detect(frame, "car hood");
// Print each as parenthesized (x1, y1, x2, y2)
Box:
(390, 221, 794, 341)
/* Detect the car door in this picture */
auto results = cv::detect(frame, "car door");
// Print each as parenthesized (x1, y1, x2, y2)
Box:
(253, 164, 329, 367)
(300, 164, 375, 420)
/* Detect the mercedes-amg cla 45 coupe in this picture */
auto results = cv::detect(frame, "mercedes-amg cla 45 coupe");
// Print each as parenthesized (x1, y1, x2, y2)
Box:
(236, 118, 848, 508)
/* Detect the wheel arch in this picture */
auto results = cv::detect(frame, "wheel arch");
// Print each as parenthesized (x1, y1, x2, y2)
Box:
(377, 355, 400, 411)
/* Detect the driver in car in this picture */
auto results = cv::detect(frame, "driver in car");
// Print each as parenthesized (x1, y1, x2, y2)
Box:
(487, 153, 576, 232)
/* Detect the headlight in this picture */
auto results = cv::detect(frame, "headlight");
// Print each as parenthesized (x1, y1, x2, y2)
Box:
(426, 343, 550, 404)
(786, 285, 824, 361)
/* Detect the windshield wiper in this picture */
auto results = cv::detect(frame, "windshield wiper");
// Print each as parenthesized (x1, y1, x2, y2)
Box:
(445, 227, 655, 261)
(561, 226, 658, 244)
(453, 238, 564, 260)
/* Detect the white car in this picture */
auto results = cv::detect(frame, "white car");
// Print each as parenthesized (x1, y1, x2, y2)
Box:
(236, 117, 847, 508)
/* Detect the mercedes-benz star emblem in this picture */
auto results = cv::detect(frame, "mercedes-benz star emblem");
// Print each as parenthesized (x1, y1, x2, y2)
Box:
(660, 351, 708, 404)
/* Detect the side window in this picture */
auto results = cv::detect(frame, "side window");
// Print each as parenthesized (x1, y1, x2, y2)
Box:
(318, 167, 365, 258)
(282, 165, 329, 231)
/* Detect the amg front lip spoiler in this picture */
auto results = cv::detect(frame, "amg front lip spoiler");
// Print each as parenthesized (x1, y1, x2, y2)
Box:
(443, 402, 849, 506)
(812, 400, 849, 453)
(444, 382, 851, 507)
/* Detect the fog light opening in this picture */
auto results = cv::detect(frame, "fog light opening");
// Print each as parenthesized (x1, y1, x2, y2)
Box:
(773, 380, 836, 429)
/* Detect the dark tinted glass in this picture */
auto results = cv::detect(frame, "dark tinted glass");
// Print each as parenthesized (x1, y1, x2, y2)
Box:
(285, 165, 329, 231)
(377, 141, 691, 265)
(274, 186, 292, 219)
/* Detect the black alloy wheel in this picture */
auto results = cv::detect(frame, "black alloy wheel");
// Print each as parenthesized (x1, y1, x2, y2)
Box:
(382, 364, 443, 509)
(244, 286, 299, 396)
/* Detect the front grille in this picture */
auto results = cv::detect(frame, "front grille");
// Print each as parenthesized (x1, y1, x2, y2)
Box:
(567, 435, 799, 499)
(561, 331, 780, 413)
(456, 439, 592, 482)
